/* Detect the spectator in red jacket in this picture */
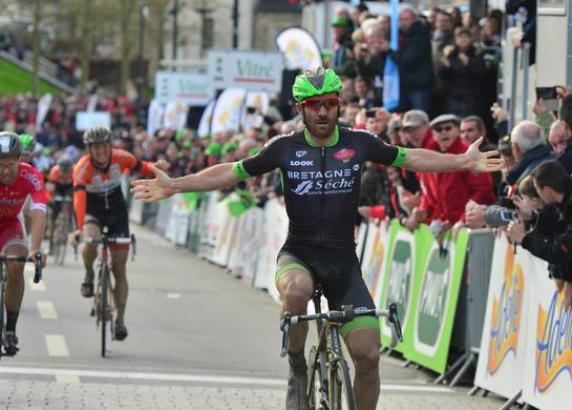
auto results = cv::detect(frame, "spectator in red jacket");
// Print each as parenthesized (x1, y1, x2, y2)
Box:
(405, 114, 496, 228)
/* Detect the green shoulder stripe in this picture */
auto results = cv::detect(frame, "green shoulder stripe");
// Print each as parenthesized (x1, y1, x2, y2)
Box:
(233, 160, 251, 181)
(392, 146, 409, 167)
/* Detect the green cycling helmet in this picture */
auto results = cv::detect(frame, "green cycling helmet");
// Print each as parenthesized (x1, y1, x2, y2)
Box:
(19, 134, 36, 154)
(292, 67, 342, 103)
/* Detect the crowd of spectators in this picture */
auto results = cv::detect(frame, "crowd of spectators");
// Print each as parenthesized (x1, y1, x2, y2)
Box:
(1, 0, 569, 295)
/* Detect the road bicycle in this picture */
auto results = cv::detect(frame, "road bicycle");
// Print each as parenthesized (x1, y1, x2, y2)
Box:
(78, 227, 135, 357)
(0, 252, 42, 359)
(50, 194, 74, 266)
(280, 285, 403, 410)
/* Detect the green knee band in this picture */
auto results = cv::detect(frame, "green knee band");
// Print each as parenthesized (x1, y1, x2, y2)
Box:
(340, 316, 380, 338)
(275, 263, 310, 284)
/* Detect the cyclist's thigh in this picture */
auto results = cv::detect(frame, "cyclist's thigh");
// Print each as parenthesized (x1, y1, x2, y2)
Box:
(275, 251, 314, 299)
(0, 219, 28, 257)
(110, 247, 129, 270)
(3, 243, 28, 275)
(344, 327, 380, 362)
(326, 257, 378, 339)
(83, 216, 102, 249)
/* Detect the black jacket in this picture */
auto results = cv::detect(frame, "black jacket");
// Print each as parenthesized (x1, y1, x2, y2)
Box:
(522, 181, 572, 281)
(438, 45, 486, 117)
(506, 144, 554, 186)
(395, 21, 433, 91)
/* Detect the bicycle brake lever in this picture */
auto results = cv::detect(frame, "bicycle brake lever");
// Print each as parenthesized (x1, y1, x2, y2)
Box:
(388, 302, 403, 342)
(33, 251, 42, 283)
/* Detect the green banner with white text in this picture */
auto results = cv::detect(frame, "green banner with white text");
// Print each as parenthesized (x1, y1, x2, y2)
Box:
(405, 226, 469, 374)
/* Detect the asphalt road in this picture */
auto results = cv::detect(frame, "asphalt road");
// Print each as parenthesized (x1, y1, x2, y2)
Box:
(0, 225, 507, 410)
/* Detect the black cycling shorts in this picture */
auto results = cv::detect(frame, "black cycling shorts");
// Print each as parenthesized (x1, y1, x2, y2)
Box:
(84, 211, 130, 239)
(276, 242, 378, 337)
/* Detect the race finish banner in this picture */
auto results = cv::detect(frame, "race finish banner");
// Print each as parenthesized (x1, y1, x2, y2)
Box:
(522, 255, 572, 410)
(406, 226, 469, 374)
(275, 27, 323, 71)
(377, 220, 418, 352)
(155, 72, 213, 106)
(211, 88, 247, 134)
(208, 50, 284, 93)
(474, 234, 529, 399)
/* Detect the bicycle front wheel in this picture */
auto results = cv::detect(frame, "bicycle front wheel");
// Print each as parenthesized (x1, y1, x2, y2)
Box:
(329, 358, 356, 410)
(308, 346, 326, 410)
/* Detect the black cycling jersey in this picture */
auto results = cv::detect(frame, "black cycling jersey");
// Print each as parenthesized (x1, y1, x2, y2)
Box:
(234, 126, 407, 248)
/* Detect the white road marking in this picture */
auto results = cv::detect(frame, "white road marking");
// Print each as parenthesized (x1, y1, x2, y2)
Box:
(166, 293, 181, 299)
(45, 335, 70, 357)
(37, 301, 58, 319)
(28, 277, 46, 291)
(55, 374, 80, 384)
(0, 366, 453, 393)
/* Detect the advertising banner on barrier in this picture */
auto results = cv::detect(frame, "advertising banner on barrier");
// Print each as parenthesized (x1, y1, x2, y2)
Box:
(227, 207, 264, 285)
(362, 221, 391, 304)
(378, 220, 418, 352)
(522, 256, 572, 410)
(165, 195, 191, 246)
(406, 226, 469, 374)
(254, 199, 289, 302)
(211, 206, 239, 267)
(474, 234, 529, 399)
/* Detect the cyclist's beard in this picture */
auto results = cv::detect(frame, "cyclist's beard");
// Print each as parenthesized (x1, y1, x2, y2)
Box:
(303, 108, 339, 140)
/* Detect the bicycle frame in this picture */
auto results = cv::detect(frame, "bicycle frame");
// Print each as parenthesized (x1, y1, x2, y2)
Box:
(280, 287, 403, 410)
(82, 227, 135, 357)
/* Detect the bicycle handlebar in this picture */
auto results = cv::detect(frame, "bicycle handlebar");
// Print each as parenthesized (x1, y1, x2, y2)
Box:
(79, 234, 137, 261)
(279, 303, 403, 357)
(0, 252, 43, 283)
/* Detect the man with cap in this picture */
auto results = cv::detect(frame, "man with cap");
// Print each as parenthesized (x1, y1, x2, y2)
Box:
(399, 109, 434, 197)
(405, 114, 496, 228)
(402, 109, 433, 149)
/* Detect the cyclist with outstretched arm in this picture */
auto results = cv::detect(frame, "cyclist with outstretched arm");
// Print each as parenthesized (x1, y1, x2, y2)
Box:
(0, 132, 48, 356)
(131, 68, 502, 410)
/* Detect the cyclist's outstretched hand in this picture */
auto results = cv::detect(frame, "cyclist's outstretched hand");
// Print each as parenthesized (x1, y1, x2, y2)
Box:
(131, 165, 175, 202)
(464, 137, 503, 173)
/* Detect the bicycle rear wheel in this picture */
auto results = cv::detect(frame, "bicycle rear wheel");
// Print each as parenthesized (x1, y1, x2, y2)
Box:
(329, 359, 356, 410)
(100, 265, 110, 358)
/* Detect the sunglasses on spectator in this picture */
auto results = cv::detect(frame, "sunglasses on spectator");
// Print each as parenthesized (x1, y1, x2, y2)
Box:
(301, 96, 341, 112)
(433, 124, 455, 132)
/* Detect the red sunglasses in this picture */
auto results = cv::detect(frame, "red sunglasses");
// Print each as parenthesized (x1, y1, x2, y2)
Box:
(301, 96, 341, 111)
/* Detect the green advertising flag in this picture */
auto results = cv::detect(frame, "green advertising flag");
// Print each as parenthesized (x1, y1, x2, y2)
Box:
(405, 225, 469, 374)
(181, 192, 204, 213)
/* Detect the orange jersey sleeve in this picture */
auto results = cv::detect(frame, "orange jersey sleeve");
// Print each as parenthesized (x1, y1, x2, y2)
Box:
(112, 148, 154, 177)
